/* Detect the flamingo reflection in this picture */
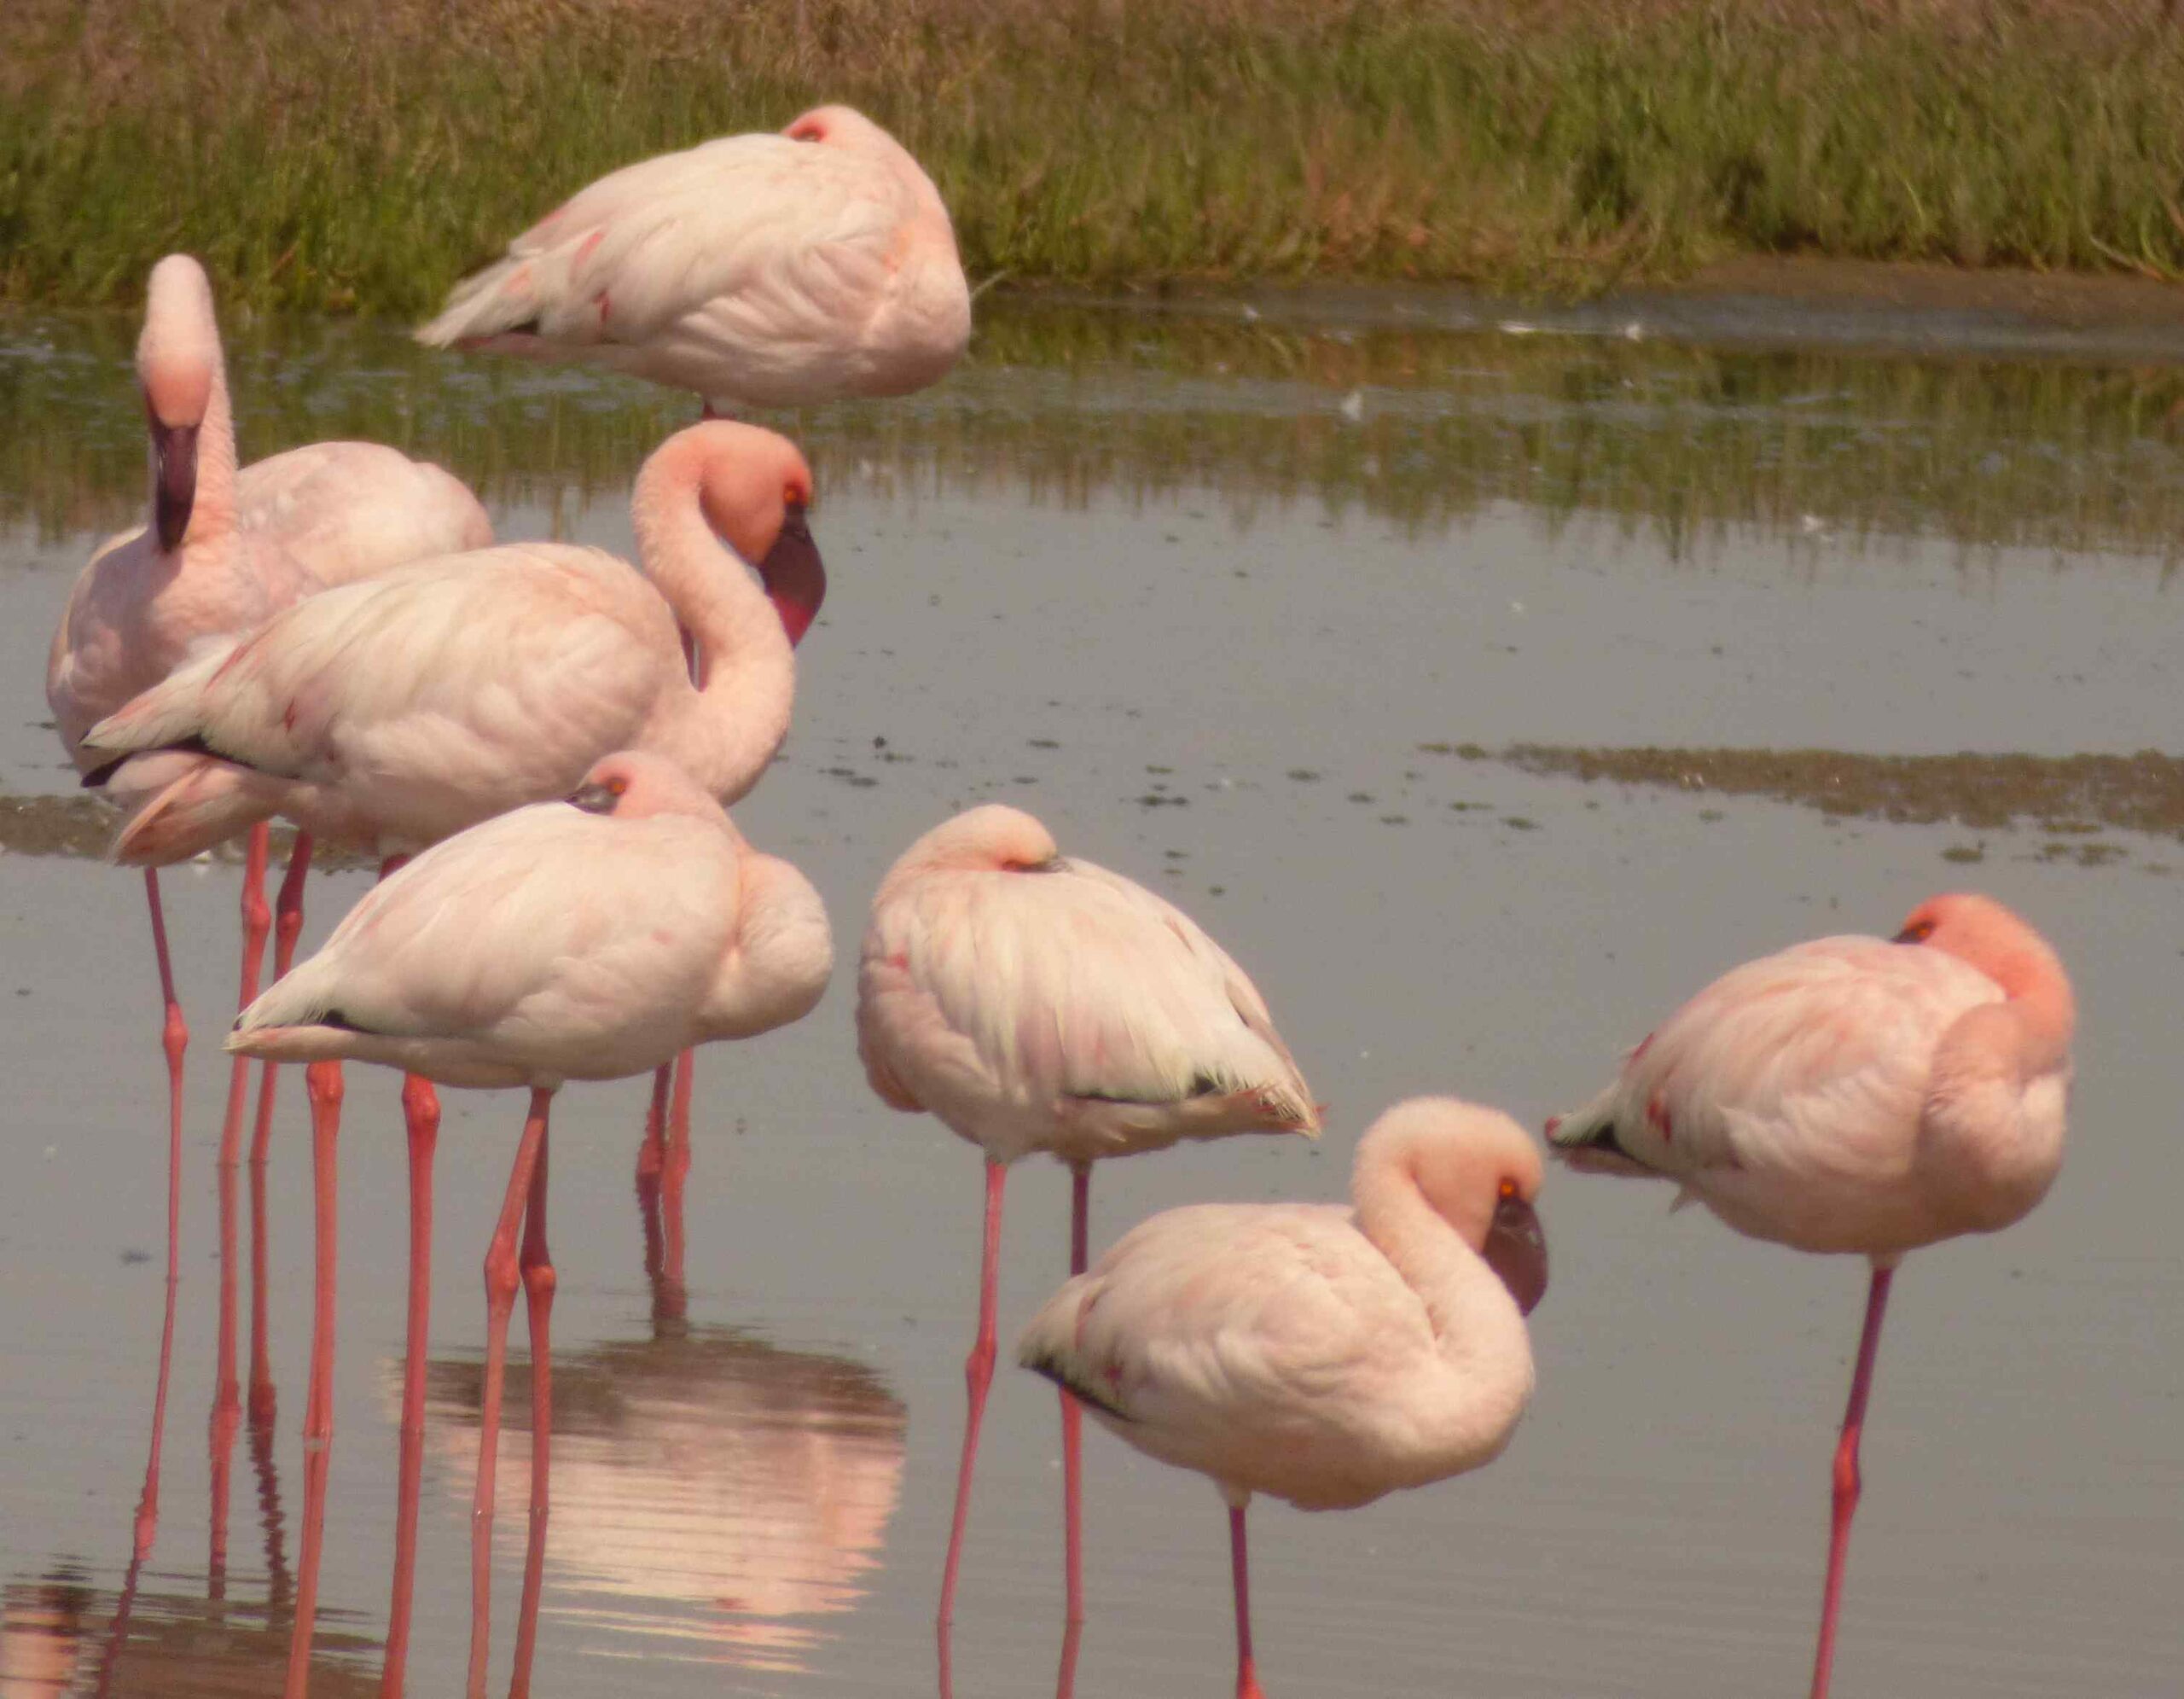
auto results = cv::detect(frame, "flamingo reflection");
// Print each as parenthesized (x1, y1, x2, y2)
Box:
(397, 1324, 907, 1676)
(3, 1564, 372, 1699)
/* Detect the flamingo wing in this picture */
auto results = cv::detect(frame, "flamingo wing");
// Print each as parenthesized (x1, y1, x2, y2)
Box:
(85, 546, 672, 808)
(235, 443, 491, 585)
(857, 858, 1312, 1125)
(239, 803, 734, 1053)
(1554, 936, 2002, 1181)
(1021, 1203, 1426, 1433)
(420, 134, 906, 354)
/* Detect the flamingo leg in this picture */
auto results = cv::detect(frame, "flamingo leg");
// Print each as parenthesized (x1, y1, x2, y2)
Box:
(938, 1159, 1008, 1689)
(636, 1065, 671, 1314)
(135, 865, 189, 1557)
(379, 1076, 441, 1699)
(1229, 1503, 1264, 1699)
(248, 831, 313, 1431)
(1809, 1263, 1896, 1699)
(657, 1047, 694, 1321)
(218, 822, 273, 1167)
(508, 1125, 556, 1699)
(468, 1089, 551, 1699)
(285, 1060, 343, 1699)
(209, 1137, 241, 1591)
(1052, 1166, 1090, 1699)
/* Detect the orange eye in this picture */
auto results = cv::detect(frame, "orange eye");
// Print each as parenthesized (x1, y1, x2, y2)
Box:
(1498, 1178, 1518, 1200)
(607, 776, 628, 797)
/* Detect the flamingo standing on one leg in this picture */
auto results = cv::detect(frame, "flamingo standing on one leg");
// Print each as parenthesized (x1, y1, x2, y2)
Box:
(1017, 1097, 1548, 1699)
(416, 105, 970, 416)
(227, 750, 834, 1699)
(1546, 892, 2075, 1699)
(854, 805, 1319, 1693)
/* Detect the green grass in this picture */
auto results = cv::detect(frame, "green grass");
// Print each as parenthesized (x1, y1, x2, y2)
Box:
(6, 1, 2184, 312)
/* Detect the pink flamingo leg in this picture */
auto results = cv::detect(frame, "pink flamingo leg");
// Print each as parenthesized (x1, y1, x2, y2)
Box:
(468, 1089, 551, 1699)
(636, 1065, 671, 1312)
(656, 1047, 694, 1321)
(379, 1075, 441, 1699)
(1809, 1263, 1896, 1699)
(938, 1160, 1008, 1690)
(218, 822, 273, 1167)
(285, 1060, 343, 1699)
(133, 867, 187, 1562)
(209, 1138, 241, 1591)
(248, 831, 313, 1430)
(1229, 1503, 1264, 1699)
(1052, 1161, 1092, 1699)
(508, 1127, 556, 1699)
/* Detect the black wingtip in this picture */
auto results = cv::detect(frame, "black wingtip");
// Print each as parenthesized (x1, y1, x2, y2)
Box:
(1020, 1349, 1132, 1423)
(80, 757, 125, 788)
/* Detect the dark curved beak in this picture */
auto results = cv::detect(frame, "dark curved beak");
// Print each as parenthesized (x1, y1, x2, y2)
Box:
(566, 781, 619, 815)
(1484, 1195, 1548, 1316)
(1890, 926, 1921, 945)
(758, 504, 827, 647)
(153, 421, 198, 553)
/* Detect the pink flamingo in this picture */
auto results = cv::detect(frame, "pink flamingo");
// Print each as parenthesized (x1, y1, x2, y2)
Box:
(417, 105, 970, 414)
(1018, 1097, 1548, 1699)
(1547, 891, 2075, 1699)
(227, 750, 834, 1699)
(855, 804, 1319, 1690)
(46, 253, 488, 1552)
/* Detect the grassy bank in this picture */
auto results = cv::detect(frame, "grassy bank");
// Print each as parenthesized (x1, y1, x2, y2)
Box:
(6, 1, 2184, 313)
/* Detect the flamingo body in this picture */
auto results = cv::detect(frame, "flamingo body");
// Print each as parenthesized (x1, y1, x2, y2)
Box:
(81, 422, 821, 863)
(1021, 1099, 1545, 1512)
(857, 805, 1318, 1165)
(418, 106, 969, 411)
(227, 751, 832, 1087)
(1548, 894, 2072, 1257)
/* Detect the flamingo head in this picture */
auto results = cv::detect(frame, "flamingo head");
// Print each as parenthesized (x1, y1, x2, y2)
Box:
(1891, 892, 2075, 1038)
(137, 255, 222, 551)
(678, 422, 826, 647)
(886, 805, 1061, 886)
(783, 104, 881, 149)
(567, 749, 727, 825)
(1366, 1098, 1549, 1316)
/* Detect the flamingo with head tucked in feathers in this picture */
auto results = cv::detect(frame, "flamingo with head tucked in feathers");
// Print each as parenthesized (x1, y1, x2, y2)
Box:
(855, 803, 1319, 1689)
(1547, 891, 2075, 1699)
(227, 749, 833, 1699)
(417, 105, 970, 414)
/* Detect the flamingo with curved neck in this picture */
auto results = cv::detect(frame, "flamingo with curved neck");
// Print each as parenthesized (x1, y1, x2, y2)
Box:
(1019, 1097, 1547, 1699)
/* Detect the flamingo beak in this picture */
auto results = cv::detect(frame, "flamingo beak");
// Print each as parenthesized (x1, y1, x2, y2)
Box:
(153, 421, 199, 552)
(1484, 1195, 1548, 1316)
(567, 781, 619, 815)
(758, 504, 827, 647)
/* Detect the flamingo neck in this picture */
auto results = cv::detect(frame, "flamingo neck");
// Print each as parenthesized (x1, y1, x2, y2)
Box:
(630, 450, 795, 804)
(1350, 1148, 1508, 1360)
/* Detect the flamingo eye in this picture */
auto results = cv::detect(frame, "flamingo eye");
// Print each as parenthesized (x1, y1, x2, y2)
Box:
(1892, 916, 1937, 945)
(1498, 1178, 1518, 1201)
(607, 776, 628, 797)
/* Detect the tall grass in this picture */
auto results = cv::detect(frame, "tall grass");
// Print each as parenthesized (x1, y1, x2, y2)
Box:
(5, 1, 2184, 312)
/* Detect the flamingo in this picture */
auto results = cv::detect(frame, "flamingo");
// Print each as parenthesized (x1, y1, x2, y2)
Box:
(226, 749, 834, 1699)
(1017, 1097, 1547, 1699)
(417, 105, 970, 414)
(854, 803, 1319, 1686)
(44, 252, 490, 1544)
(1546, 891, 2075, 1699)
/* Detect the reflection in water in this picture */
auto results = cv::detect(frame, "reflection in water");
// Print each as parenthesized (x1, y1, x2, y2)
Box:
(401, 1324, 906, 1675)
(6, 300, 2184, 561)
(1465, 742, 2184, 868)
(0, 1568, 372, 1699)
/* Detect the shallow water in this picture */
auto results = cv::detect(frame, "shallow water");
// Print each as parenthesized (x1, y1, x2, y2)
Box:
(2, 294, 2181, 1698)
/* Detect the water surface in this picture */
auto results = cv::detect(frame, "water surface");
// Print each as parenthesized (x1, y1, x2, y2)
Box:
(2, 295, 2180, 1698)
